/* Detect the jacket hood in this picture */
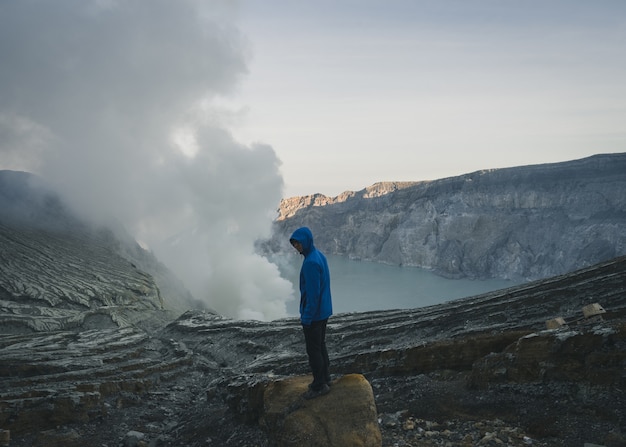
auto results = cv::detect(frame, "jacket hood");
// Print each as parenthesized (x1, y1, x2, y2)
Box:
(290, 227, 314, 255)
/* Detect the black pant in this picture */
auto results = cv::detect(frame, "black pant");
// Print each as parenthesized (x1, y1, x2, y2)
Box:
(303, 319, 330, 390)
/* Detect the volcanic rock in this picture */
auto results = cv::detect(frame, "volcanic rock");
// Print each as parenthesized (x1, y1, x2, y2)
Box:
(260, 374, 382, 447)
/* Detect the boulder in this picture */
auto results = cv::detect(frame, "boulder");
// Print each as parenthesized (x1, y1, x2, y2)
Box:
(261, 374, 382, 447)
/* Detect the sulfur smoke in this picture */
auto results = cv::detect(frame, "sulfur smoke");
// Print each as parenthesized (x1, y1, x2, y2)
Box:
(0, 0, 294, 320)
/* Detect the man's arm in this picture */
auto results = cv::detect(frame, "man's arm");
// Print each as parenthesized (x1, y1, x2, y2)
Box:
(301, 261, 322, 326)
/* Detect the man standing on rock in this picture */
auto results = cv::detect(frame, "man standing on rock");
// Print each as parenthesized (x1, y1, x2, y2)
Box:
(290, 227, 333, 399)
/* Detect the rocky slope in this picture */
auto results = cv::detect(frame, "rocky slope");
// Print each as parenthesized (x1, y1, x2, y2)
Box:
(263, 153, 626, 281)
(1, 168, 626, 446)
(0, 171, 200, 334)
(2, 253, 625, 446)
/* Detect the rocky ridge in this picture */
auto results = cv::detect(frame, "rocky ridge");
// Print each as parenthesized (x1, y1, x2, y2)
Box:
(264, 153, 626, 281)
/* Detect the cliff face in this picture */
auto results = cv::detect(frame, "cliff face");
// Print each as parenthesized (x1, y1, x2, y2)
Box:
(266, 153, 626, 281)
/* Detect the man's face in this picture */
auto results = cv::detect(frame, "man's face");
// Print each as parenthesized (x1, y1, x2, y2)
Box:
(291, 240, 303, 254)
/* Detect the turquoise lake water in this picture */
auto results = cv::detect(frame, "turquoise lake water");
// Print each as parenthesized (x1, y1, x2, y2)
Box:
(274, 254, 521, 317)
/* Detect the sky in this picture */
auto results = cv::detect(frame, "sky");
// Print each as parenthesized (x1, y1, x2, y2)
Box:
(0, 0, 625, 319)
(231, 0, 626, 197)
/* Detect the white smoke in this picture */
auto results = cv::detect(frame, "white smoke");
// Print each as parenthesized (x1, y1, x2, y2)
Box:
(0, 0, 295, 320)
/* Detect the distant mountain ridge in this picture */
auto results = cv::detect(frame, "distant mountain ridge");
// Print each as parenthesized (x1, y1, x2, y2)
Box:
(265, 153, 626, 281)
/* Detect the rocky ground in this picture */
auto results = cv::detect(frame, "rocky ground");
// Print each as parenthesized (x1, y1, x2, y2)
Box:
(2, 255, 626, 446)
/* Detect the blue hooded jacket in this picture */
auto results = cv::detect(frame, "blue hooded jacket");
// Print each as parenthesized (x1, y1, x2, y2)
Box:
(290, 227, 333, 326)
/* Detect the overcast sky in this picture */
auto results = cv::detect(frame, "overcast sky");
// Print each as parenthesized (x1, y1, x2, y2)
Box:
(232, 0, 626, 197)
(1, 0, 625, 319)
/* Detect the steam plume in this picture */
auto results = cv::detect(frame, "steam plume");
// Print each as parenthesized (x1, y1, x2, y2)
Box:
(0, 0, 294, 320)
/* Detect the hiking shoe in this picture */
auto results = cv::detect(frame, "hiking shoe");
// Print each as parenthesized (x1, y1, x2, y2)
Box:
(302, 383, 330, 400)
(308, 381, 332, 391)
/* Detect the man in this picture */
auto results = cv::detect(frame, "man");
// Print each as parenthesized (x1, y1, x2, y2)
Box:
(289, 226, 333, 399)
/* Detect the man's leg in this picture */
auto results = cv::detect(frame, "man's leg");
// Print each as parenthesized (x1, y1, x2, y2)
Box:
(303, 320, 327, 390)
(320, 320, 331, 384)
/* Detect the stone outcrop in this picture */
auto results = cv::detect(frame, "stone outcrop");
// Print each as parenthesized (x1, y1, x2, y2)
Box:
(261, 374, 382, 447)
(263, 153, 626, 281)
